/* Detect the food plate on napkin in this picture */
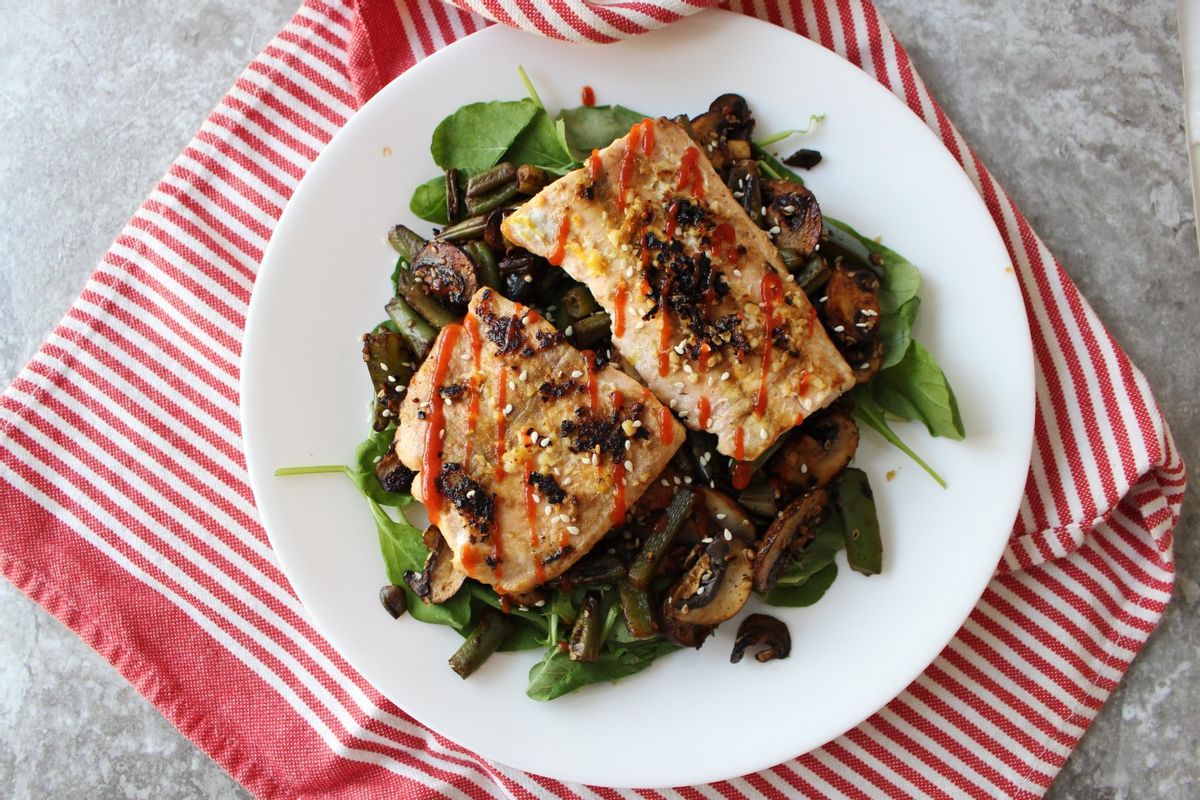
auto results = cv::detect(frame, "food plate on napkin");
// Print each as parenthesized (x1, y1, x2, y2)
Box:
(242, 9, 1034, 788)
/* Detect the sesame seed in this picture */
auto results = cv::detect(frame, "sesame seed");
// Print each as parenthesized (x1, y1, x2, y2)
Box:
(503, 403, 513, 415)
(508, 381, 516, 390)
(819, 295, 828, 303)
(544, 505, 553, 516)
(732, 269, 742, 277)
(724, 529, 733, 541)
(782, 205, 796, 214)
(439, 429, 445, 439)
(524, 274, 533, 283)
(625, 267, 634, 278)
(633, 420, 642, 428)
(519, 369, 528, 381)
(696, 586, 706, 595)
(620, 243, 630, 252)
(701, 537, 713, 544)
(378, 361, 388, 370)
(564, 326, 574, 337)
(832, 325, 845, 333)
(395, 385, 405, 394)
(535, 599, 546, 607)
(624, 440, 631, 451)
(683, 475, 693, 484)
(768, 226, 781, 235)
(682, 363, 693, 374)
(760, 206, 767, 216)
(856, 322, 868, 328)
(733, 191, 744, 199)
(570, 370, 583, 379)
(540, 437, 551, 447)
(800, 463, 808, 474)
(720, 371, 731, 381)
(786, 273, 795, 282)
(860, 362, 870, 370)
(591, 453, 599, 465)
(673, 476, 682, 486)
(567, 525, 580, 535)
(387, 375, 396, 383)
(661, 479, 670, 487)
(381, 409, 392, 417)
(562, 477, 572, 486)
(760, 428, 768, 440)
(716, 513, 727, 520)
(861, 309, 878, 317)
(624, 460, 633, 471)
(467, 490, 476, 499)
(557, 514, 569, 523)
(674, 381, 685, 389)
(532, 492, 541, 503)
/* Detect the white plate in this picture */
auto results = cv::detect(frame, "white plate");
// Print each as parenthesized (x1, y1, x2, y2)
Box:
(242, 10, 1034, 788)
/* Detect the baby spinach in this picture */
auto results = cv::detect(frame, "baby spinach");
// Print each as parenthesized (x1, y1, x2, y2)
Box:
(762, 563, 839, 607)
(431, 99, 541, 173)
(526, 641, 679, 701)
(851, 391, 947, 488)
(504, 109, 574, 173)
(865, 340, 964, 441)
(555, 104, 646, 162)
(409, 176, 448, 224)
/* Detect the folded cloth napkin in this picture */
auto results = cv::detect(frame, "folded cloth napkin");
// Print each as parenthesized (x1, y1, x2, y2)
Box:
(0, 0, 1184, 797)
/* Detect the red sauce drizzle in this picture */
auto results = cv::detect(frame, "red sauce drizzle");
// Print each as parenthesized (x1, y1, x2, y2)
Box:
(461, 547, 479, 575)
(493, 364, 508, 481)
(583, 350, 599, 411)
(617, 123, 644, 214)
(581, 85, 595, 106)
(660, 406, 674, 445)
(463, 314, 482, 466)
(657, 312, 671, 377)
(797, 369, 812, 396)
(610, 390, 627, 526)
(664, 200, 681, 239)
(754, 272, 784, 417)
(614, 279, 628, 338)
(807, 304, 817, 336)
(588, 149, 602, 183)
(500, 594, 513, 614)
(698, 396, 711, 430)
(640, 118, 655, 154)
(548, 211, 570, 266)
(794, 412, 807, 427)
(731, 427, 752, 490)
(698, 341, 711, 373)
(523, 454, 546, 584)
(709, 222, 736, 261)
(421, 324, 461, 523)
(676, 146, 705, 198)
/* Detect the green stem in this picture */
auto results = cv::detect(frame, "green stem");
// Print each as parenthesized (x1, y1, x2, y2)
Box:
(753, 114, 826, 147)
(274, 464, 349, 477)
(757, 158, 783, 180)
(853, 402, 947, 488)
(517, 65, 544, 110)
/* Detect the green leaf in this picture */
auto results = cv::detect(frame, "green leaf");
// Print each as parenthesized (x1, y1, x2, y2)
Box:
(823, 217, 921, 319)
(526, 642, 679, 701)
(555, 105, 647, 162)
(851, 390, 947, 488)
(762, 563, 839, 607)
(431, 100, 540, 173)
(409, 176, 448, 224)
(867, 340, 964, 441)
(878, 296, 920, 371)
(504, 109, 574, 172)
(349, 428, 413, 508)
(774, 512, 845, 587)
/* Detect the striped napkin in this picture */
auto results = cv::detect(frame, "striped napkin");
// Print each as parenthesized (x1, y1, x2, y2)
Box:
(0, 0, 1184, 797)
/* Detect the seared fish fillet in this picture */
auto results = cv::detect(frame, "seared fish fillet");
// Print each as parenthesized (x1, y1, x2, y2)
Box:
(502, 118, 855, 461)
(395, 289, 684, 594)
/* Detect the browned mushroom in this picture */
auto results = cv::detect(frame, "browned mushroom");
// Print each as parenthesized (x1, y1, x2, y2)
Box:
(689, 93, 755, 174)
(667, 537, 754, 626)
(403, 526, 466, 604)
(730, 614, 792, 663)
(823, 259, 883, 383)
(696, 487, 758, 543)
(660, 595, 715, 649)
(763, 179, 822, 258)
(378, 584, 408, 619)
(375, 444, 416, 494)
(412, 241, 479, 308)
(752, 488, 828, 593)
(767, 408, 859, 495)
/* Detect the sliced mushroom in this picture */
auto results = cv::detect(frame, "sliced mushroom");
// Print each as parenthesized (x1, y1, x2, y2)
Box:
(730, 614, 791, 663)
(412, 241, 479, 308)
(378, 584, 408, 619)
(375, 444, 416, 494)
(403, 526, 467, 604)
(696, 487, 758, 543)
(767, 408, 859, 495)
(764, 179, 822, 258)
(726, 159, 764, 227)
(688, 93, 755, 174)
(667, 537, 754, 626)
(822, 259, 884, 382)
(561, 553, 626, 587)
(752, 488, 828, 593)
(660, 595, 715, 649)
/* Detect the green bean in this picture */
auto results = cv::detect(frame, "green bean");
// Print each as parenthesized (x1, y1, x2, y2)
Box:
(437, 214, 488, 242)
(567, 311, 612, 349)
(385, 295, 436, 361)
(516, 164, 551, 195)
(737, 477, 777, 519)
(793, 255, 830, 294)
(463, 241, 501, 290)
(466, 162, 516, 198)
(778, 247, 804, 272)
(445, 168, 465, 223)
(467, 183, 520, 217)
(387, 224, 427, 263)
(362, 330, 413, 431)
(568, 594, 600, 662)
(628, 489, 695, 590)
(820, 221, 878, 275)
(837, 468, 882, 576)
(396, 268, 457, 329)
(617, 580, 657, 638)
(562, 554, 625, 587)
(448, 608, 513, 678)
(560, 285, 599, 323)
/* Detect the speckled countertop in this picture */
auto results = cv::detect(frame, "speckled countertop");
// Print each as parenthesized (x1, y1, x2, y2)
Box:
(1, 2, 1195, 798)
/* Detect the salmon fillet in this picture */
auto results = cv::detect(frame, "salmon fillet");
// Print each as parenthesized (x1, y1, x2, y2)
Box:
(395, 288, 685, 594)
(502, 118, 855, 461)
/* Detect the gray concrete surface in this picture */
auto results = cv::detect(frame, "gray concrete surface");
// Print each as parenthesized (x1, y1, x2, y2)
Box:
(0, 1, 1195, 798)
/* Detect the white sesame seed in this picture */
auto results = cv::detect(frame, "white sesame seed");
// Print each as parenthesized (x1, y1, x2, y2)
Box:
(564, 326, 574, 337)
(562, 477, 572, 486)
(673, 476, 682, 486)
(782, 205, 796, 214)
(683, 475, 693, 484)
(535, 599, 546, 607)
(395, 385, 405, 394)
(760, 206, 767, 216)
(624, 460, 633, 471)
(567, 525, 580, 535)
(674, 381, 685, 389)
(682, 363, 693, 374)
(832, 325, 845, 333)
(540, 437, 551, 447)
(786, 273, 795, 282)
(733, 191, 744, 199)
(620, 243, 630, 252)
(720, 371, 731, 381)
(381, 409, 392, 418)
(660, 479, 670, 487)
(856, 322, 868, 328)
(716, 513, 727, 520)
(591, 453, 599, 465)
(861, 309, 878, 317)
(467, 490, 476, 499)
(624, 440, 631, 450)
(633, 420, 642, 428)
(508, 381, 516, 390)
(503, 403, 513, 415)
(625, 267, 634, 278)
(860, 362, 871, 370)
(570, 370, 583, 379)
(524, 274, 533, 283)
(439, 428, 445, 439)
(724, 529, 733, 541)
(759, 428, 768, 440)
(387, 375, 396, 383)
(544, 505, 553, 516)
(819, 295, 828, 303)
(532, 492, 541, 503)
(378, 361, 388, 370)
(800, 463, 808, 474)
(732, 269, 742, 277)
(519, 369, 528, 381)
(768, 226, 781, 236)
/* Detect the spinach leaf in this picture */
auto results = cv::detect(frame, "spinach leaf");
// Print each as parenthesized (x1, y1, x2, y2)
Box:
(504, 109, 575, 172)
(851, 390, 947, 488)
(878, 296, 919, 373)
(351, 428, 412, 508)
(762, 562, 839, 607)
(556, 105, 646, 161)
(526, 641, 679, 701)
(773, 512, 845, 587)
(409, 176, 448, 224)
(431, 100, 540, 172)
(864, 340, 964, 441)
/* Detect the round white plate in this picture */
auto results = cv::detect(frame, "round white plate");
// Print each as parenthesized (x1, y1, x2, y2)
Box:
(242, 9, 1034, 788)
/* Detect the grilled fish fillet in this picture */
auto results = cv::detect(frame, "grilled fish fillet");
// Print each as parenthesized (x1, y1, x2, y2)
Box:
(395, 288, 684, 594)
(502, 118, 855, 461)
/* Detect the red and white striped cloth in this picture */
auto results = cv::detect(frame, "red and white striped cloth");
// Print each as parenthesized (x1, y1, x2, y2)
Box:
(0, 0, 1184, 797)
